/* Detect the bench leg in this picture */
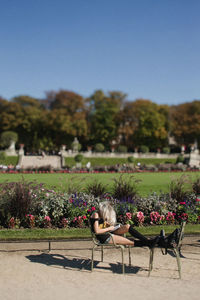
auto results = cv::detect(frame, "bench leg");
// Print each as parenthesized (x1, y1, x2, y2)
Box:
(174, 248, 181, 279)
(120, 246, 125, 274)
(91, 245, 97, 271)
(128, 246, 131, 266)
(148, 248, 154, 277)
(101, 245, 104, 262)
(48, 241, 51, 252)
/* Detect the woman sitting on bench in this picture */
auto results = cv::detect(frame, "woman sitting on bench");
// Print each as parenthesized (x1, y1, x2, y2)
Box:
(90, 201, 180, 249)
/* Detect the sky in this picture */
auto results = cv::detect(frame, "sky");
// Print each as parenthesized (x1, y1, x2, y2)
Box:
(0, 0, 200, 105)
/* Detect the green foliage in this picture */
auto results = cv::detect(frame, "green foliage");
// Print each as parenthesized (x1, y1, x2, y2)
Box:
(169, 175, 191, 202)
(74, 154, 84, 163)
(85, 180, 108, 197)
(65, 157, 176, 168)
(88, 90, 122, 147)
(94, 143, 105, 152)
(0, 131, 18, 148)
(162, 147, 170, 154)
(71, 141, 82, 151)
(176, 154, 184, 163)
(192, 177, 200, 195)
(127, 156, 134, 163)
(112, 174, 141, 201)
(0, 155, 18, 166)
(116, 145, 127, 153)
(0, 180, 39, 226)
(0, 176, 200, 229)
(140, 145, 149, 153)
(0, 152, 6, 160)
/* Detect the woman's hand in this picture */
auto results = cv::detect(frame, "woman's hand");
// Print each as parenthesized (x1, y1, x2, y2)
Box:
(107, 225, 115, 232)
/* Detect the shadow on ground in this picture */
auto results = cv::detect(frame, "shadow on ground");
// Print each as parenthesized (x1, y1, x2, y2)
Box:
(26, 253, 143, 274)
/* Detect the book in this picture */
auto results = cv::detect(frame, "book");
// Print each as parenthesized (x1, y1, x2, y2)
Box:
(110, 224, 121, 232)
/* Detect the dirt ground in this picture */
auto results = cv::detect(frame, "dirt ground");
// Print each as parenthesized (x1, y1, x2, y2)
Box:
(0, 236, 199, 300)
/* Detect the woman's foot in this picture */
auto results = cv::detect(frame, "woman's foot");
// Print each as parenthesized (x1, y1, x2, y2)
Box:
(159, 228, 181, 249)
(148, 235, 160, 248)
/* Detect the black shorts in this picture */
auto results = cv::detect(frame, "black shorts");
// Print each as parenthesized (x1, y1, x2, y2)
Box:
(95, 233, 112, 244)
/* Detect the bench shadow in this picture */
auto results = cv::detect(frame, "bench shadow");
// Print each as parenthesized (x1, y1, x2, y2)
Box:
(26, 253, 142, 274)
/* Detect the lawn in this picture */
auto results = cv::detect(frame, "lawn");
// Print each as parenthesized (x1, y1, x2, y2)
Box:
(0, 171, 199, 196)
(0, 224, 199, 241)
(65, 157, 176, 167)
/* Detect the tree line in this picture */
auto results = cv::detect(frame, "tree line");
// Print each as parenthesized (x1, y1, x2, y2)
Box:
(0, 90, 200, 152)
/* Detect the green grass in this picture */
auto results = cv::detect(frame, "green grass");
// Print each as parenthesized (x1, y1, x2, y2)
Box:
(65, 157, 176, 167)
(0, 228, 91, 241)
(0, 224, 199, 241)
(0, 156, 18, 166)
(0, 171, 199, 196)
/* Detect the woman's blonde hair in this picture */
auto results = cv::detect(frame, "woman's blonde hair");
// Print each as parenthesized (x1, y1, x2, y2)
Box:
(98, 201, 116, 225)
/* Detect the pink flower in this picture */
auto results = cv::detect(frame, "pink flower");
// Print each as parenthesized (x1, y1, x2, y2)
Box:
(44, 216, 51, 221)
(179, 213, 188, 221)
(126, 212, 132, 220)
(87, 209, 91, 213)
(82, 215, 87, 220)
(136, 211, 144, 223)
(91, 206, 96, 211)
(180, 202, 186, 205)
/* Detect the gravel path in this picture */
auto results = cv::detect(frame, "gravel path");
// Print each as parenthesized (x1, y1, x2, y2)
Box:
(0, 236, 199, 300)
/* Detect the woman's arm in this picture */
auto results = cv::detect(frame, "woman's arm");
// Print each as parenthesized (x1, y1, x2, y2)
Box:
(91, 212, 115, 234)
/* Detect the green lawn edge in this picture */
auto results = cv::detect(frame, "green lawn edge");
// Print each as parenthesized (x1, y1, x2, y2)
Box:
(0, 224, 200, 241)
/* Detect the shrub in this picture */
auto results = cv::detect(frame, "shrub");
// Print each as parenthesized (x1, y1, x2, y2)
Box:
(71, 141, 82, 151)
(136, 193, 170, 216)
(0, 180, 43, 227)
(162, 147, 170, 154)
(0, 151, 6, 160)
(85, 180, 108, 197)
(74, 154, 84, 163)
(0, 131, 18, 148)
(192, 177, 200, 195)
(127, 156, 134, 163)
(94, 143, 105, 152)
(169, 175, 191, 203)
(176, 154, 184, 164)
(116, 145, 127, 153)
(140, 145, 149, 153)
(112, 174, 141, 203)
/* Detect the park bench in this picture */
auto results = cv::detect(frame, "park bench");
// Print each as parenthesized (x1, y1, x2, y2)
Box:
(90, 221, 186, 277)
(148, 221, 186, 279)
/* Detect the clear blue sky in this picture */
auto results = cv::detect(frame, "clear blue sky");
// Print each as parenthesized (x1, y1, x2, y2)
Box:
(0, 0, 200, 105)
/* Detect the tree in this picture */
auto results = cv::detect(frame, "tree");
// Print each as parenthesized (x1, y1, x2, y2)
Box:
(119, 99, 169, 150)
(0, 131, 18, 148)
(12, 95, 42, 108)
(50, 90, 85, 114)
(170, 101, 200, 147)
(87, 90, 124, 148)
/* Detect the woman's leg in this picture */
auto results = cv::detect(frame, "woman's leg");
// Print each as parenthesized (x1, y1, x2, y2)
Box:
(113, 224, 130, 235)
(113, 224, 160, 247)
(129, 225, 160, 247)
(108, 234, 134, 246)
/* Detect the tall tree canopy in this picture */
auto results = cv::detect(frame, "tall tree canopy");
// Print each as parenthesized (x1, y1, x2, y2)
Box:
(87, 90, 125, 148)
(170, 101, 200, 146)
(0, 90, 199, 151)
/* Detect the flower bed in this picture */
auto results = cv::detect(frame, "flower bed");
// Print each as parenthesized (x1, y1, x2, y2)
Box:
(0, 180, 199, 229)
